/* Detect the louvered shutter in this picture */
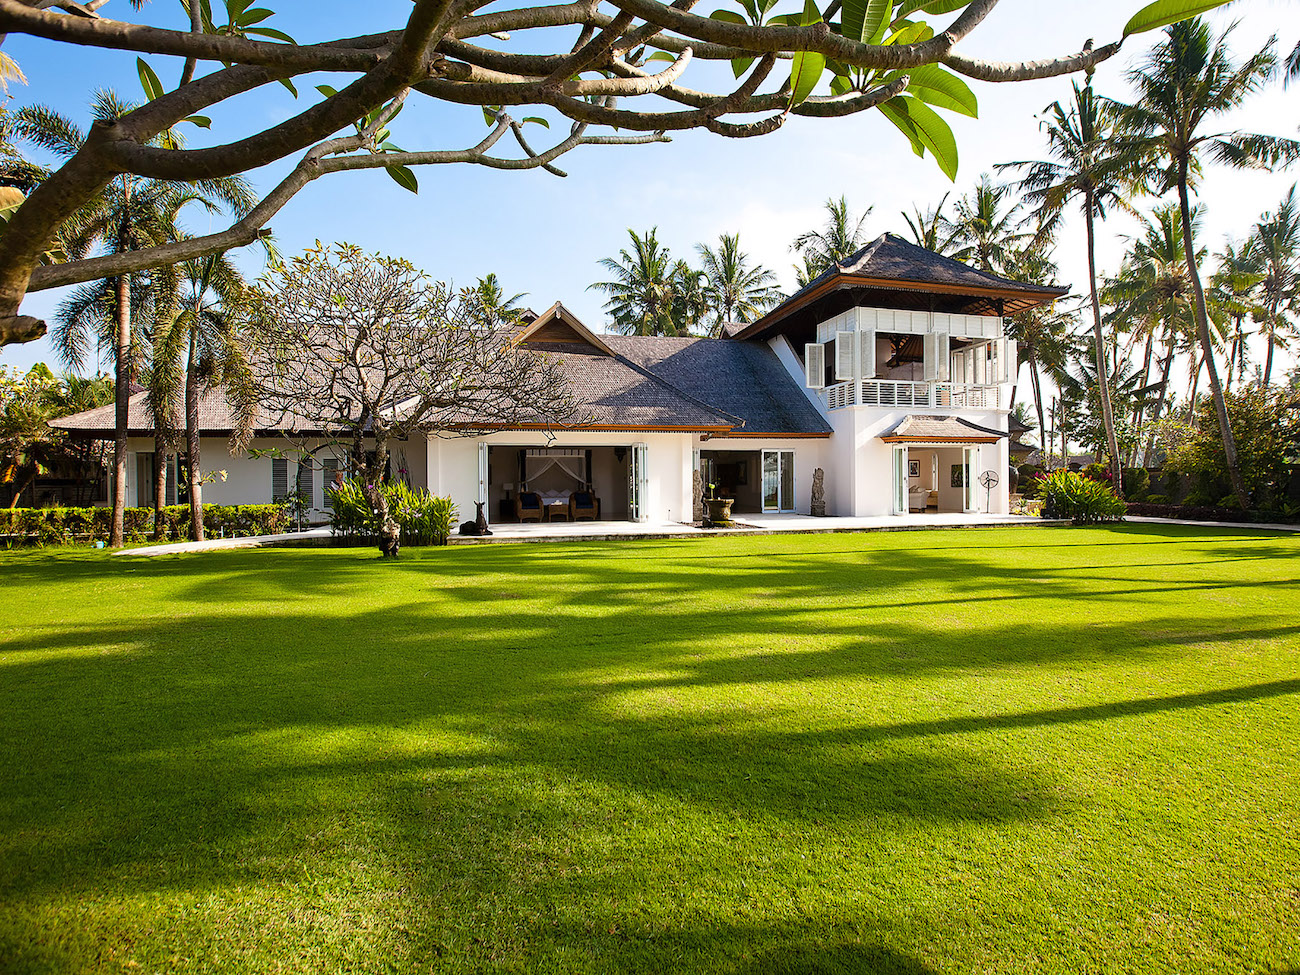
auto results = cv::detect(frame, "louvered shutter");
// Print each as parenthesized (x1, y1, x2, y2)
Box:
(322, 459, 339, 509)
(999, 339, 1017, 383)
(835, 331, 856, 381)
(859, 329, 876, 380)
(297, 460, 314, 508)
(804, 343, 825, 389)
(271, 457, 288, 500)
(932, 332, 949, 381)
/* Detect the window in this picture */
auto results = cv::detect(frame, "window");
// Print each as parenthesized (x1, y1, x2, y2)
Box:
(297, 460, 315, 509)
(322, 459, 339, 510)
(271, 458, 288, 500)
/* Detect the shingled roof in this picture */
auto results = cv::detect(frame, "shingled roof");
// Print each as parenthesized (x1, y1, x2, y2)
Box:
(734, 233, 1068, 341)
(878, 415, 1007, 444)
(53, 331, 831, 439)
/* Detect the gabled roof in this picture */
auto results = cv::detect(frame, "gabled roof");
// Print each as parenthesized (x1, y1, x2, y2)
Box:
(879, 414, 1007, 444)
(733, 233, 1068, 340)
(514, 301, 617, 356)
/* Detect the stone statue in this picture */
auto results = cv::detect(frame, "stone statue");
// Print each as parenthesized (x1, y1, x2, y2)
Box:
(811, 467, 826, 517)
(692, 469, 704, 522)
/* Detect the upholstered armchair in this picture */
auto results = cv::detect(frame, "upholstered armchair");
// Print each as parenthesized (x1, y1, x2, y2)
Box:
(515, 491, 543, 523)
(569, 491, 600, 521)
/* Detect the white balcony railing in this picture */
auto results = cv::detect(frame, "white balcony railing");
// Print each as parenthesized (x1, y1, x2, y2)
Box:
(822, 379, 1004, 411)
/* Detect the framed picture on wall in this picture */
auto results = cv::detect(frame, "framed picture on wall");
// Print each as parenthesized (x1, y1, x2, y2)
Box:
(908, 459, 920, 478)
(951, 464, 965, 488)
(736, 459, 748, 485)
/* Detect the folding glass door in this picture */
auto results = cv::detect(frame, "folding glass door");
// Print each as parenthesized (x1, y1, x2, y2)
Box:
(761, 450, 795, 512)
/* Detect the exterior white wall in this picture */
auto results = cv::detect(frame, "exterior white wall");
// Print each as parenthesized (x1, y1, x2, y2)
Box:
(697, 436, 829, 515)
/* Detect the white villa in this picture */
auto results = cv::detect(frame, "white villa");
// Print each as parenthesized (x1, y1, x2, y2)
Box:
(54, 234, 1064, 525)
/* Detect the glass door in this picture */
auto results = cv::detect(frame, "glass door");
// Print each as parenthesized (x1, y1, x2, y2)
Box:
(761, 450, 795, 512)
(477, 443, 489, 523)
(893, 446, 908, 515)
(628, 443, 648, 522)
(963, 446, 978, 512)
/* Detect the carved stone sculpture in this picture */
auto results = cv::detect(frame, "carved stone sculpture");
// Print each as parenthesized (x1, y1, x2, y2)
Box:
(811, 467, 826, 517)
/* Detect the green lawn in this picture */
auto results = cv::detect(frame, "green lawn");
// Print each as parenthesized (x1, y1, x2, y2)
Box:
(1, 525, 1298, 974)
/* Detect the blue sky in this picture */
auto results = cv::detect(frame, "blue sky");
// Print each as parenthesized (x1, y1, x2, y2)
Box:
(2, 0, 1299, 387)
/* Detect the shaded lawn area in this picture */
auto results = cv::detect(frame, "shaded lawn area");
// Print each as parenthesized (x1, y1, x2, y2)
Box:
(1, 525, 1298, 974)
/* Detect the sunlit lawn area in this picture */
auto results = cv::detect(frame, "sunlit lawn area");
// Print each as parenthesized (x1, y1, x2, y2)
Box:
(1, 524, 1298, 973)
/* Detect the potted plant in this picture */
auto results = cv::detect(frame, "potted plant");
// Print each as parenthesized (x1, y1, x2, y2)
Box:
(703, 482, 735, 527)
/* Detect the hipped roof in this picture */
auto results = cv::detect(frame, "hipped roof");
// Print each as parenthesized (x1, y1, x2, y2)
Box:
(879, 414, 1007, 444)
(734, 233, 1068, 341)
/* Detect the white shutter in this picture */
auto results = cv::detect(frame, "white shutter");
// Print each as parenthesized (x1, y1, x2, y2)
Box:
(835, 331, 856, 381)
(923, 333, 938, 381)
(932, 332, 949, 381)
(1000, 338, 1017, 383)
(804, 343, 825, 389)
(859, 329, 876, 380)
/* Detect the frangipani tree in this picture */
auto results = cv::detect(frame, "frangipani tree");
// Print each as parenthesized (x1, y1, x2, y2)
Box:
(0, 0, 1234, 346)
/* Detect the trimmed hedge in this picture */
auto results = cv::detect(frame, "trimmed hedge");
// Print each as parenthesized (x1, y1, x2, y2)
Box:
(0, 504, 290, 546)
(1124, 502, 1299, 525)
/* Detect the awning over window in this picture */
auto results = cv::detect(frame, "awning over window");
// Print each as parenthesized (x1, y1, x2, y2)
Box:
(879, 415, 1006, 444)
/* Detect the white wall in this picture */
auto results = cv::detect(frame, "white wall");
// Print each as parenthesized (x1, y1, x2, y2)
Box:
(698, 437, 829, 515)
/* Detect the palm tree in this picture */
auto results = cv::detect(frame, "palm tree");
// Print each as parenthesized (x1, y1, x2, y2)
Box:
(948, 175, 1028, 274)
(1001, 242, 1077, 465)
(1208, 237, 1264, 392)
(790, 196, 872, 281)
(152, 253, 255, 541)
(901, 193, 954, 253)
(1002, 81, 1137, 498)
(14, 92, 254, 544)
(695, 233, 780, 333)
(475, 273, 528, 327)
(669, 259, 710, 335)
(589, 228, 682, 336)
(1117, 18, 1300, 507)
(1106, 204, 1202, 456)
(1249, 184, 1300, 386)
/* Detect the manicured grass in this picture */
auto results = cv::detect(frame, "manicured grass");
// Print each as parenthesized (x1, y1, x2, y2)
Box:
(1, 525, 1299, 974)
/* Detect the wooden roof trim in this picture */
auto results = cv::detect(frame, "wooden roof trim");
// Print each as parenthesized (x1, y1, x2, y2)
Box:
(735, 274, 1066, 341)
(455, 421, 736, 434)
(879, 434, 1002, 444)
(512, 301, 617, 357)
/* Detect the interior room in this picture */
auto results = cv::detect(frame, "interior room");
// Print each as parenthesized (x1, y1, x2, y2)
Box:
(486, 446, 630, 522)
(904, 447, 972, 513)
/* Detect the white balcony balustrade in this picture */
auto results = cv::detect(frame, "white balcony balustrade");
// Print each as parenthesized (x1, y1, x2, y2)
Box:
(822, 379, 1004, 411)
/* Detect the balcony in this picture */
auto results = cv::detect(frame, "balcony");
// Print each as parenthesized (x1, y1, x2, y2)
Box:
(823, 379, 1004, 411)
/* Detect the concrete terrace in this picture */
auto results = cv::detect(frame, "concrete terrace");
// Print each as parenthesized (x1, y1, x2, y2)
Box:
(119, 513, 1068, 557)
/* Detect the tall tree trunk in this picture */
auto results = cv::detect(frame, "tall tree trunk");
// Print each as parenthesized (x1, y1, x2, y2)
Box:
(1028, 352, 1047, 469)
(1263, 302, 1278, 387)
(1144, 335, 1175, 465)
(1188, 352, 1203, 407)
(358, 429, 399, 557)
(153, 428, 167, 538)
(1177, 171, 1249, 508)
(110, 270, 130, 548)
(1084, 194, 1125, 498)
(186, 333, 204, 542)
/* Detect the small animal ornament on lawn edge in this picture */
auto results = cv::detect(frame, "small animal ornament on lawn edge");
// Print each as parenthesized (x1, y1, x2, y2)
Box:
(459, 501, 494, 537)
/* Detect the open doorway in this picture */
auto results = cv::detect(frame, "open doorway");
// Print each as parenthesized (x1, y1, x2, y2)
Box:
(485, 446, 632, 522)
(701, 449, 795, 513)
(896, 446, 978, 513)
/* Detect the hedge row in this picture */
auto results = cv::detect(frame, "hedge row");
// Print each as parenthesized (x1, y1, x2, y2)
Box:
(0, 504, 290, 546)
(1123, 502, 1299, 525)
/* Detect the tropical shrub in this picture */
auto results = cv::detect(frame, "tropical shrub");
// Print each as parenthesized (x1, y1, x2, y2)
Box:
(326, 479, 456, 546)
(1039, 469, 1126, 525)
(1159, 384, 1300, 509)
(0, 504, 290, 546)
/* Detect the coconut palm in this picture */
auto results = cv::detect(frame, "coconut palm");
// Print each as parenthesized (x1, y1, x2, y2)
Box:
(1249, 184, 1300, 387)
(475, 273, 528, 327)
(695, 233, 781, 333)
(901, 193, 955, 253)
(1117, 18, 1300, 507)
(790, 196, 872, 281)
(1106, 205, 1203, 455)
(1208, 237, 1265, 392)
(948, 175, 1028, 274)
(152, 252, 256, 541)
(1001, 81, 1137, 498)
(14, 92, 254, 544)
(590, 228, 682, 336)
